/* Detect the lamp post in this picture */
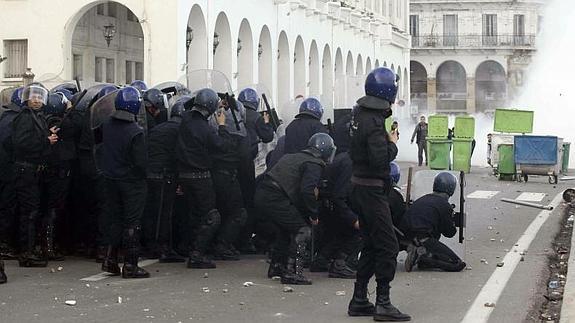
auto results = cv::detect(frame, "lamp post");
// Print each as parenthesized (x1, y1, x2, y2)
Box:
(213, 33, 220, 55)
(103, 24, 116, 47)
(186, 27, 194, 50)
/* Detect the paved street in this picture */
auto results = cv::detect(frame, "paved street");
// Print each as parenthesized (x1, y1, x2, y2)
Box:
(0, 165, 570, 323)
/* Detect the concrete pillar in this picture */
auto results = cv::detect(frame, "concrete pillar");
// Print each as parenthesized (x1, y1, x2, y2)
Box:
(466, 77, 476, 114)
(427, 78, 437, 113)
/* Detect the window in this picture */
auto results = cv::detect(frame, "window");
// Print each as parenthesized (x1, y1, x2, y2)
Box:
(135, 62, 143, 81)
(97, 4, 105, 15)
(482, 14, 497, 45)
(410, 15, 419, 46)
(106, 58, 115, 83)
(107, 2, 117, 18)
(513, 15, 525, 45)
(3, 39, 27, 78)
(95, 57, 103, 82)
(443, 15, 458, 46)
(73, 54, 83, 80)
(125, 61, 133, 84)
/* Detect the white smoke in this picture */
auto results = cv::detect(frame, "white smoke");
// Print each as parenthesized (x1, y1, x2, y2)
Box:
(514, 0, 575, 164)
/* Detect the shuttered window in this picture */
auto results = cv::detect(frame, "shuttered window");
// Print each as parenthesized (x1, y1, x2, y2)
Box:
(3, 39, 28, 78)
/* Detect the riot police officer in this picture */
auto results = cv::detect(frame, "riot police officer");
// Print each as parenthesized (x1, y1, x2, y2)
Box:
(143, 88, 167, 131)
(347, 68, 410, 321)
(176, 88, 233, 269)
(100, 86, 149, 279)
(255, 133, 336, 285)
(236, 88, 274, 254)
(43, 92, 82, 260)
(143, 96, 191, 263)
(11, 84, 58, 267)
(0, 87, 23, 259)
(402, 172, 466, 272)
(284, 97, 327, 154)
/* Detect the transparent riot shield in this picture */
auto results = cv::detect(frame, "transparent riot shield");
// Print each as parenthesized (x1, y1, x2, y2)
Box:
(334, 74, 366, 110)
(152, 81, 191, 115)
(408, 169, 467, 260)
(74, 84, 117, 112)
(178, 69, 232, 95)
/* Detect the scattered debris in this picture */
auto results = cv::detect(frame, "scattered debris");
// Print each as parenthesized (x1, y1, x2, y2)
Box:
(324, 302, 329, 305)
(496, 262, 504, 267)
(271, 276, 281, 281)
(243, 282, 254, 287)
(487, 226, 494, 230)
(521, 256, 525, 262)
(283, 286, 294, 293)
(490, 239, 496, 242)
(336, 291, 346, 296)
(143, 309, 150, 312)
(57, 266, 63, 272)
(49, 268, 56, 273)
(465, 266, 472, 270)
(484, 302, 496, 307)
(239, 302, 245, 306)
(222, 289, 229, 293)
(548, 281, 559, 289)
(202, 287, 210, 293)
(203, 273, 209, 279)
(65, 300, 77, 306)
(117, 296, 123, 304)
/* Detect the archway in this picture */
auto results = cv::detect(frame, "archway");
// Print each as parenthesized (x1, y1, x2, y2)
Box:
(334, 48, 343, 77)
(410, 61, 428, 112)
(213, 12, 232, 81)
(293, 36, 306, 98)
(346, 51, 354, 76)
(436, 60, 467, 112)
(71, 1, 144, 85)
(375, 59, 380, 68)
(321, 44, 333, 120)
(356, 54, 364, 75)
(257, 25, 273, 97)
(309, 40, 320, 96)
(475, 60, 507, 113)
(237, 19, 254, 88)
(366, 57, 372, 73)
(186, 5, 207, 72)
(277, 31, 290, 109)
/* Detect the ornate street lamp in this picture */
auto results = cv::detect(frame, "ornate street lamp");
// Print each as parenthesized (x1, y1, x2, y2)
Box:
(258, 43, 263, 60)
(103, 24, 116, 47)
(213, 33, 220, 55)
(186, 27, 194, 50)
(237, 38, 242, 56)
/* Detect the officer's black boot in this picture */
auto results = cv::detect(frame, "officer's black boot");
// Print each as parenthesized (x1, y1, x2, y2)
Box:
(267, 251, 286, 278)
(0, 242, 17, 260)
(373, 284, 411, 322)
(18, 211, 47, 268)
(213, 243, 240, 261)
(122, 227, 150, 279)
(44, 209, 64, 261)
(101, 246, 121, 275)
(281, 242, 312, 285)
(158, 244, 185, 263)
(328, 257, 356, 279)
(187, 250, 216, 269)
(0, 258, 7, 284)
(348, 281, 375, 316)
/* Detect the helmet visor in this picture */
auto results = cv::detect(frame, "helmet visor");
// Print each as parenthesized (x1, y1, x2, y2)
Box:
(22, 85, 49, 105)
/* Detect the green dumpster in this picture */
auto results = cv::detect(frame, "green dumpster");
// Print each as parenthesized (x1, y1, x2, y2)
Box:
(427, 139, 452, 170)
(453, 138, 473, 173)
(563, 142, 571, 174)
(497, 144, 515, 180)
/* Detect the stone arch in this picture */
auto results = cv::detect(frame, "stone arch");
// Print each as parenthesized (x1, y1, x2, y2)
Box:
(334, 48, 344, 76)
(321, 44, 333, 118)
(237, 18, 254, 88)
(277, 31, 290, 108)
(475, 60, 507, 113)
(410, 60, 428, 112)
(356, 54, 364, 75)
(436, 60, 467, 112)
(308, 40, 320, 97)
(257, 25, 273, 97)
(293, 36, 306, 98)
(345, 51, 354, 76)
(366, 57, 372, 73)
(186, 4, 208, 72)
(213, 12, 232, 81)
(375, 59, 380, 68)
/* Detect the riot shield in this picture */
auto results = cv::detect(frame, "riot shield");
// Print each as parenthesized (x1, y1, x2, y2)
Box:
(50, 82, 79, 95)
(178, 69, 232, 95)
(152, 81, 190, 98)
(408, 169, 467, 260)
(75, 84, 117, 112)
(334, 74, 366, 110)
(90, 90, 119, 130)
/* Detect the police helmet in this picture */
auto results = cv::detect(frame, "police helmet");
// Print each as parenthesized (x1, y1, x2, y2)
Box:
(11, 87, 24, 107)
(56, 88, 74, 102)
(44, 93, 68, 116)
(97, 85, 118, 101)
(22, 84, 49, 105)
(307, 133, 337, 163)
(143, 88, 167, 110)
(238, 88, 259, 111)
(170, 95, 193, 118)
(130, 80, 148, 92)
(365, 67, 399, 104)
(192, 88, 220, 118)
(298, 97, 323, 120)
(390, 162, 400, 184)
(115, 86, 142, 115)
(433, 172, 457, 197)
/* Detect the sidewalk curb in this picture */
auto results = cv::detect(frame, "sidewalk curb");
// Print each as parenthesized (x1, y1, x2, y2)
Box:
(560, 209, 575, 323)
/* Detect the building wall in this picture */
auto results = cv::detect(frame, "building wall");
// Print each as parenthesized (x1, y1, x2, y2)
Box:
(0, 0, 412, 122)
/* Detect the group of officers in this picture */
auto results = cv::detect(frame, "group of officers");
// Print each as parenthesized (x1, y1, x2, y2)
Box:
(0, 67, 467, 322)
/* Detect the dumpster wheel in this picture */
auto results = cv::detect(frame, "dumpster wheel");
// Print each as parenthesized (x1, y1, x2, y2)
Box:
(549, 175, 558, 185)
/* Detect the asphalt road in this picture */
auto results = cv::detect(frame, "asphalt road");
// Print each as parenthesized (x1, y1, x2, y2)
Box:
(0, 165, 570, 323)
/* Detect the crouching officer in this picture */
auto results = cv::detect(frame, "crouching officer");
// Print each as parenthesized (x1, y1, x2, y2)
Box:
(142, 96, 191, 263)
(402, 172, 466, 272)
(176, 88, 233, 269)
(100, 86, 150, 279)
(347, 67, 410, 321)
(255, 133, 336, 285)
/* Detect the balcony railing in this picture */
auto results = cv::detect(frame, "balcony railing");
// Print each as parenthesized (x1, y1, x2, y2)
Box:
(411, 34, 536, 49)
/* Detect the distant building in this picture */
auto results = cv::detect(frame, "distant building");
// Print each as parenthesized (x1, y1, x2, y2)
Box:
(409, 0, 545, 116)
(0, 0, 411, 122)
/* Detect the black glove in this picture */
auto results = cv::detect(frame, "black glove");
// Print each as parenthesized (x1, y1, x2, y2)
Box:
(453, 212, 463, 227)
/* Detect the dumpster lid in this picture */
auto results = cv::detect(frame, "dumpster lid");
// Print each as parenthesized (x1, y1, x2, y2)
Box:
(428, 115, 449, 139)
(494, 109, 533, 134)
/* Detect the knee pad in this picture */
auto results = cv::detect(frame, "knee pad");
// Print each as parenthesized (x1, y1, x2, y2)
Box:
(294, 226, 311, 245)
(203, 209, 222, 227)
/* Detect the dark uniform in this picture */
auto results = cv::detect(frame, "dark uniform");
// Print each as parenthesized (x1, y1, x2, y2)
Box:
(176, 109, 234, 268)
(142, 115, 183, 261)
(284, 115, 327, 154)
(0, 101, 21, 258)
(255, 150, 325, 284)
(401, 193, 465, 272)
(100, 104, 149, 278)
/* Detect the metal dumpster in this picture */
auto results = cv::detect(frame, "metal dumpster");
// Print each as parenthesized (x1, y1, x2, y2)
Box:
(514, 135, 562, 184)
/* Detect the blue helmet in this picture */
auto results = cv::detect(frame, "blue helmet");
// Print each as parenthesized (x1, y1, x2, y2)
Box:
(238, 88, 259, 111)
(11, 87, 24, 107)
(433, 172, 457, 197)
(97, 85, 118, 100)
(365, 67, 399, 104)
(44, 93, 68, 116)
(143, 88, 166, 110)
(192, 88, 220, 118)
(170, 95, 193, 118)
(115, 86, 142, 115)
(390, 162, 400, 184)
(55, 88, 74, 102)
(307, 133, 337, 163)
(298, 97, 323, 120)
(130, 80, 148, 92)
